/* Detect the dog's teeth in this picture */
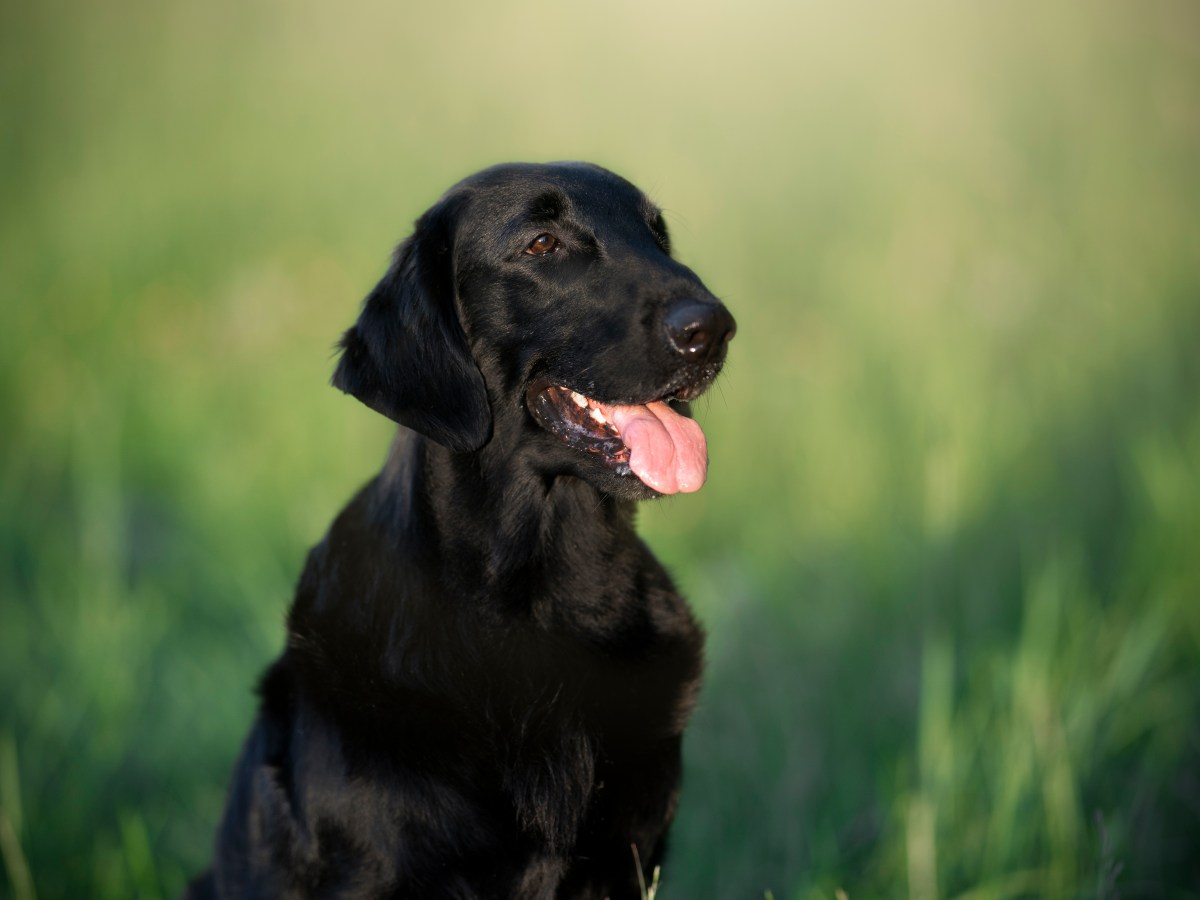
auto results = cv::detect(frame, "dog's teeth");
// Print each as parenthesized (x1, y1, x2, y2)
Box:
(571, 391, 588, 408)
(590, 407, 607, 424)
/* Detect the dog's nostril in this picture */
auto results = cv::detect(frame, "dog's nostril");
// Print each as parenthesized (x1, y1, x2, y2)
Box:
(665, 300, 736, 357)
(680, 327, 711, 352)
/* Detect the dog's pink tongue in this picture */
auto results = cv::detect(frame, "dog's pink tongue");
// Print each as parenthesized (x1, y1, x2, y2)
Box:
(607, 401, 708, 494)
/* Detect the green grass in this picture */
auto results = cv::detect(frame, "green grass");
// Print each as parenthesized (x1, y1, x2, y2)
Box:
(2, 0, 1198, 897)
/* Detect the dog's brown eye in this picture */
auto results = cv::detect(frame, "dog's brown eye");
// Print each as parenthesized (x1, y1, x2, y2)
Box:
(524, 233, 560, 256)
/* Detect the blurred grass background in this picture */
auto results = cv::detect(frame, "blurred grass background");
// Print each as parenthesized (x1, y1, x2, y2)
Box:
(2, 0, 1199, 896)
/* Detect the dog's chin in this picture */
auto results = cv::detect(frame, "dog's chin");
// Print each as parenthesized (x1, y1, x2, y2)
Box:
(576, 458, 667, 502)
(525, 378, 714, 498)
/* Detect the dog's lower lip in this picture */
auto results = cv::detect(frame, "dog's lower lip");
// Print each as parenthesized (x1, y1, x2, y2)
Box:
(526, 382, 631, 471)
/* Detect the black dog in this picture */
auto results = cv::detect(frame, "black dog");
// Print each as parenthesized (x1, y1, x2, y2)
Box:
(187, 162, 735, 899)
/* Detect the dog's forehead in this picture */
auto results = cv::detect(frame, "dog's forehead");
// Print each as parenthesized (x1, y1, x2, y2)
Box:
(454, 162, 660, 229)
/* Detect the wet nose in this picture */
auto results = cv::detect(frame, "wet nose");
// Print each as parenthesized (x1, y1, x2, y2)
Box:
(664, 299, 737, 359)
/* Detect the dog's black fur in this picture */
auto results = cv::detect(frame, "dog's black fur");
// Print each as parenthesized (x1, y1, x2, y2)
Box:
(187, 162, 735, 899)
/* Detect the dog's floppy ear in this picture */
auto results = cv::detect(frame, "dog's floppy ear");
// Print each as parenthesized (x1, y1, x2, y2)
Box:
(332, 200, 491, 452)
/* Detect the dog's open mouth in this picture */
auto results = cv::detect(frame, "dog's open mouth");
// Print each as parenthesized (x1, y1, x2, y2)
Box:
(526, 382, 708, 494)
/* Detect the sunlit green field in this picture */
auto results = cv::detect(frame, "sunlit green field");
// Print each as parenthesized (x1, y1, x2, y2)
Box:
(2, 1, 1198, 897)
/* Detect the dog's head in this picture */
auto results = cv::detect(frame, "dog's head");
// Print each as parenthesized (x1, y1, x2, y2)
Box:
(334, 162, 735, 500)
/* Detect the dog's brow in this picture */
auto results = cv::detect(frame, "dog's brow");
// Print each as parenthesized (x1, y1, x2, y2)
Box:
(526, 191, 567, 222)
(651, 212, 670, 246)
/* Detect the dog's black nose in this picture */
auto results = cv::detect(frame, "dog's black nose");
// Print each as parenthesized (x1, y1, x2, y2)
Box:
(664, 299, 736, 358)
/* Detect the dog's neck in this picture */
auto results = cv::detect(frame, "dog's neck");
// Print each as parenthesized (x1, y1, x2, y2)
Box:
(372, 429, 641, 608)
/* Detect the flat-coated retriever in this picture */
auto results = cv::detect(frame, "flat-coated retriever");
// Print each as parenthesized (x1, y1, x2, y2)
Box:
(186, 162, 735, 899)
